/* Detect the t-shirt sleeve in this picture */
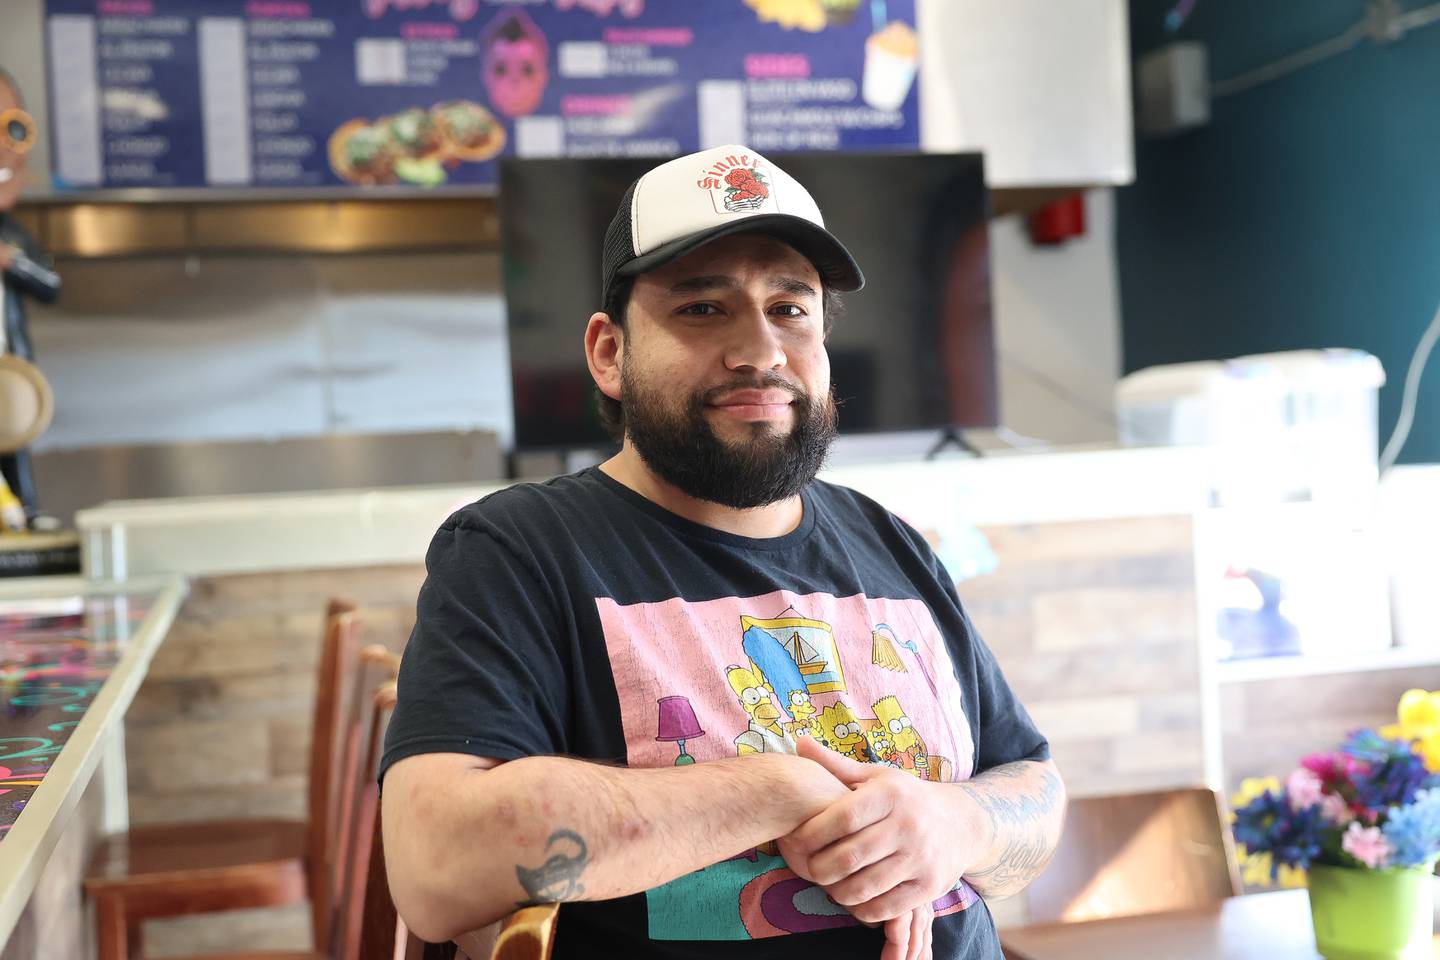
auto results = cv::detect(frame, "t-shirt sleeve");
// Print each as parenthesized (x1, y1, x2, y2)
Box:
(964, 608, 1051, 770)
(379, 517, 570, 783)
(906, 522, 1050, 772)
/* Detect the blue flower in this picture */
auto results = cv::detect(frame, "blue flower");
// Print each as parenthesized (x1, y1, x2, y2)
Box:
(1342, 730, 1440, 813)
(1233, 788, 1327, 877)
(1383, 788, 1440, 868)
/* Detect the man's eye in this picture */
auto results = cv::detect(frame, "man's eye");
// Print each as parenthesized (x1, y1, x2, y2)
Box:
(678, 303, 720, 316)
(771, 303, 807, 318)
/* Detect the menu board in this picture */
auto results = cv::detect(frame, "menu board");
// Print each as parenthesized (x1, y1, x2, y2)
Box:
(43, 0, 921, 192)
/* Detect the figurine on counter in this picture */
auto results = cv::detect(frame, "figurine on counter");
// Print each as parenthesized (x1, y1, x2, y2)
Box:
(0, 67, 60, 528)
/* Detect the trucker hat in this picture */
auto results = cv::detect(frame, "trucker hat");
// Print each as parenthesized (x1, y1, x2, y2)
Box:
(600, 144, 864, 300)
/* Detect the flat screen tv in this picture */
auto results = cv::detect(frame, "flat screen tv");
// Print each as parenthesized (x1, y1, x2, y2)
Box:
(499, 152, 995, 452)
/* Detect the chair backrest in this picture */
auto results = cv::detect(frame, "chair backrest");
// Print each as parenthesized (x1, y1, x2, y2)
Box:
(333, 680, 428, 960)
(1022, 786, 1242, 925)
(307, 599, 362, 950)
(331, 645, 402, 905)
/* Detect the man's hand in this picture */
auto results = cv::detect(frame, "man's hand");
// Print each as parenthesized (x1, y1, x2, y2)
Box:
(778, 737, 986, 959)
(0, 244, 16, 273)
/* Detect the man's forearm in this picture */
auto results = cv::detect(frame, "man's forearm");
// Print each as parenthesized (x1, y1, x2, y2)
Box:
(950, 759, 1066, 899)
(384, 752, 842, 941)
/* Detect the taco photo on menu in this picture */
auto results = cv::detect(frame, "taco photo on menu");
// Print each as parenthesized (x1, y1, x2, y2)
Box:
(328, 118, 399, 186)
(386, 107, 446, 161)
(432, 100, 506, 162)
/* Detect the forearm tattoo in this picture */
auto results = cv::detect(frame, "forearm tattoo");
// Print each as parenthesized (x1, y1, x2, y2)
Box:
(957, 763, 1065, 895)
(515, 829, 590, 907)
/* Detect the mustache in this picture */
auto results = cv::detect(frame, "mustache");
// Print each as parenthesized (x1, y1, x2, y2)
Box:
(697, 372, 807, 405)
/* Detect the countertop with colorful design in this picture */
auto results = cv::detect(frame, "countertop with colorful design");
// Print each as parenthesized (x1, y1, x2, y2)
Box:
(0, 574, 187, 950)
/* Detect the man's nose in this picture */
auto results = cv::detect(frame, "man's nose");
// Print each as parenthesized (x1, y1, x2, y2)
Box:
(724, 306, 787, 372)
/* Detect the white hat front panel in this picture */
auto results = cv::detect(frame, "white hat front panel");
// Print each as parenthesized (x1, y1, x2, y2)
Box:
(629, 144, 826, 257)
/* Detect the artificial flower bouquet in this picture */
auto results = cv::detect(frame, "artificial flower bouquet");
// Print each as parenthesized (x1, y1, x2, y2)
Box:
(1230, 689, 1440, 960)
(1232, 728, 1440, 877)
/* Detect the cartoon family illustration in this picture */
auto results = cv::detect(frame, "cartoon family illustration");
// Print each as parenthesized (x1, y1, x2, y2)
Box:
(673, 608, 955, 782)
(632, 600, 972, 939)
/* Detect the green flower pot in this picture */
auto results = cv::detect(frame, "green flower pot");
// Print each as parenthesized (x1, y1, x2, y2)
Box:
(1307, 862, 1435, 960)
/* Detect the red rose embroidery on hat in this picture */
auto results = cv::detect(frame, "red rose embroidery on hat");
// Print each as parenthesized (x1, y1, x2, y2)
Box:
(696, 154, 772, 214)
(722, 167, 769, 211)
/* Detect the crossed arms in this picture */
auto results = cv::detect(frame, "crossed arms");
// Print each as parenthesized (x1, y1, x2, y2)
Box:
(382, 743, 1065, 947)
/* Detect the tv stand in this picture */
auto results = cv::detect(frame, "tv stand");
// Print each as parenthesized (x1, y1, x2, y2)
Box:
(925, 426, 983, 461)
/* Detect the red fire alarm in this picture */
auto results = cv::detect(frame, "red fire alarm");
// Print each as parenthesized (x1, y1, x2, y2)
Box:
(1027, 194, 1086, 245)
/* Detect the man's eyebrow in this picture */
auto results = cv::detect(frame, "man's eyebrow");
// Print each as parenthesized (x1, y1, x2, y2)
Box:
(665, 275, 819, 297)
(770, 277, 818, 298)
(667, 275, 739, 295)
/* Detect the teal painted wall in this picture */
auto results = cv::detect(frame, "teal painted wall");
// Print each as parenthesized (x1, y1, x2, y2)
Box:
(1118, 0, 1440, 464)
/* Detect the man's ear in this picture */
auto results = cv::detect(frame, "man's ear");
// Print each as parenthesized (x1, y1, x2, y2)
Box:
(584, 311, 623, 402)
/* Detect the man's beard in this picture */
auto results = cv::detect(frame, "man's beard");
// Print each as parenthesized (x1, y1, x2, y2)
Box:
(621, 364, 838, 510)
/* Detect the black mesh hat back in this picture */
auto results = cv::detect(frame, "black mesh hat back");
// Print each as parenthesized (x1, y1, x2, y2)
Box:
(600, 179, 640, 302)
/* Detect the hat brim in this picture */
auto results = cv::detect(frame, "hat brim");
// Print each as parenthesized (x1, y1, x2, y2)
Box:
(614, 213, 864, 293)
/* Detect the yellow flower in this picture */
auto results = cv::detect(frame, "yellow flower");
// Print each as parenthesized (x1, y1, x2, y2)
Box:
(1278, 863, 1307, 888)
(1382, 689, 1440, 772)
(1236, 844, 1307, 889)
(1387, 689, 1440, 738)
(1418, 731, 1440, 773)
(1231, 776, 1281, 812)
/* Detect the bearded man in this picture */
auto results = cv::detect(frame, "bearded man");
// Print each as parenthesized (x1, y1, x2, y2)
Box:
(380, 145, 1064, 960)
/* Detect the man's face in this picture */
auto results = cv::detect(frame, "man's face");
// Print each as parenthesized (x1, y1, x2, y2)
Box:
(617, 233, 837, 509)
(0, 81, 26, 211)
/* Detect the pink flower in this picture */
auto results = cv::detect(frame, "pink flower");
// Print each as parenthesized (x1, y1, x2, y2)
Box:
(1302, 751, 1368, 787)
(1286, 767, 1324, 811)
(1341, 821, 1391, 869)
(1319, 792, 1355, 826)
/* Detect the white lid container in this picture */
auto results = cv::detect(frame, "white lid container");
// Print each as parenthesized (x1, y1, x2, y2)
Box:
(1115, 349, 1385, 506)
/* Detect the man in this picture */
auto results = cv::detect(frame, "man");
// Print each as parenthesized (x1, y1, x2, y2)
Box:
(381, 145, 1064, 960)
(0, 66, 61, 523)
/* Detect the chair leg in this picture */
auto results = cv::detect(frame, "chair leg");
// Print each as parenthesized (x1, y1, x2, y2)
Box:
(94, 894, 141, 960)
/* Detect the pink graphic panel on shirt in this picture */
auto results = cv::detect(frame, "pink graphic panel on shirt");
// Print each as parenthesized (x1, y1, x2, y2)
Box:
(594, 590, 978, 941)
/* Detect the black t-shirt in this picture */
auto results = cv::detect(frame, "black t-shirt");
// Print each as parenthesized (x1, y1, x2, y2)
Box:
(382, 467, 1048, 960)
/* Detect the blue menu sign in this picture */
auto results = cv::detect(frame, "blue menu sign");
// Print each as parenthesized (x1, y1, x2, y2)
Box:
(43, 0, 920, 191)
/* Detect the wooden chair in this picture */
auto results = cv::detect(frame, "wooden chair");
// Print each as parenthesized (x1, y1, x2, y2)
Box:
(86, 600, 365, 960)
(1020, 786, 1242, 926)
(167, 677, 418, 960)
(449, 905, 560, 960)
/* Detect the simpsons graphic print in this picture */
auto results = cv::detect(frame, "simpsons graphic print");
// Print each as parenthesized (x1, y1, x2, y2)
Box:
(595, 590, 980, 940)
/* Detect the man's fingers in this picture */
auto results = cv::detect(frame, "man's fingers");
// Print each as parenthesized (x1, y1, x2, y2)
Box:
(845, 874, 930, 925)
(796, 733, 888, 786)
(785, 784, 893, 856)
(908, 903, 932, 960)
(879, 911, 910, 960)
(923, 911, 933, 960)
(826, 852, 912, 912)
(807, 820, 901, 885)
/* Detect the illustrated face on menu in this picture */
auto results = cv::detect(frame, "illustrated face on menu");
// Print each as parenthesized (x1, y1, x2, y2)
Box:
(482, 11, 550, 118)
(0, 78, 32, 212)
